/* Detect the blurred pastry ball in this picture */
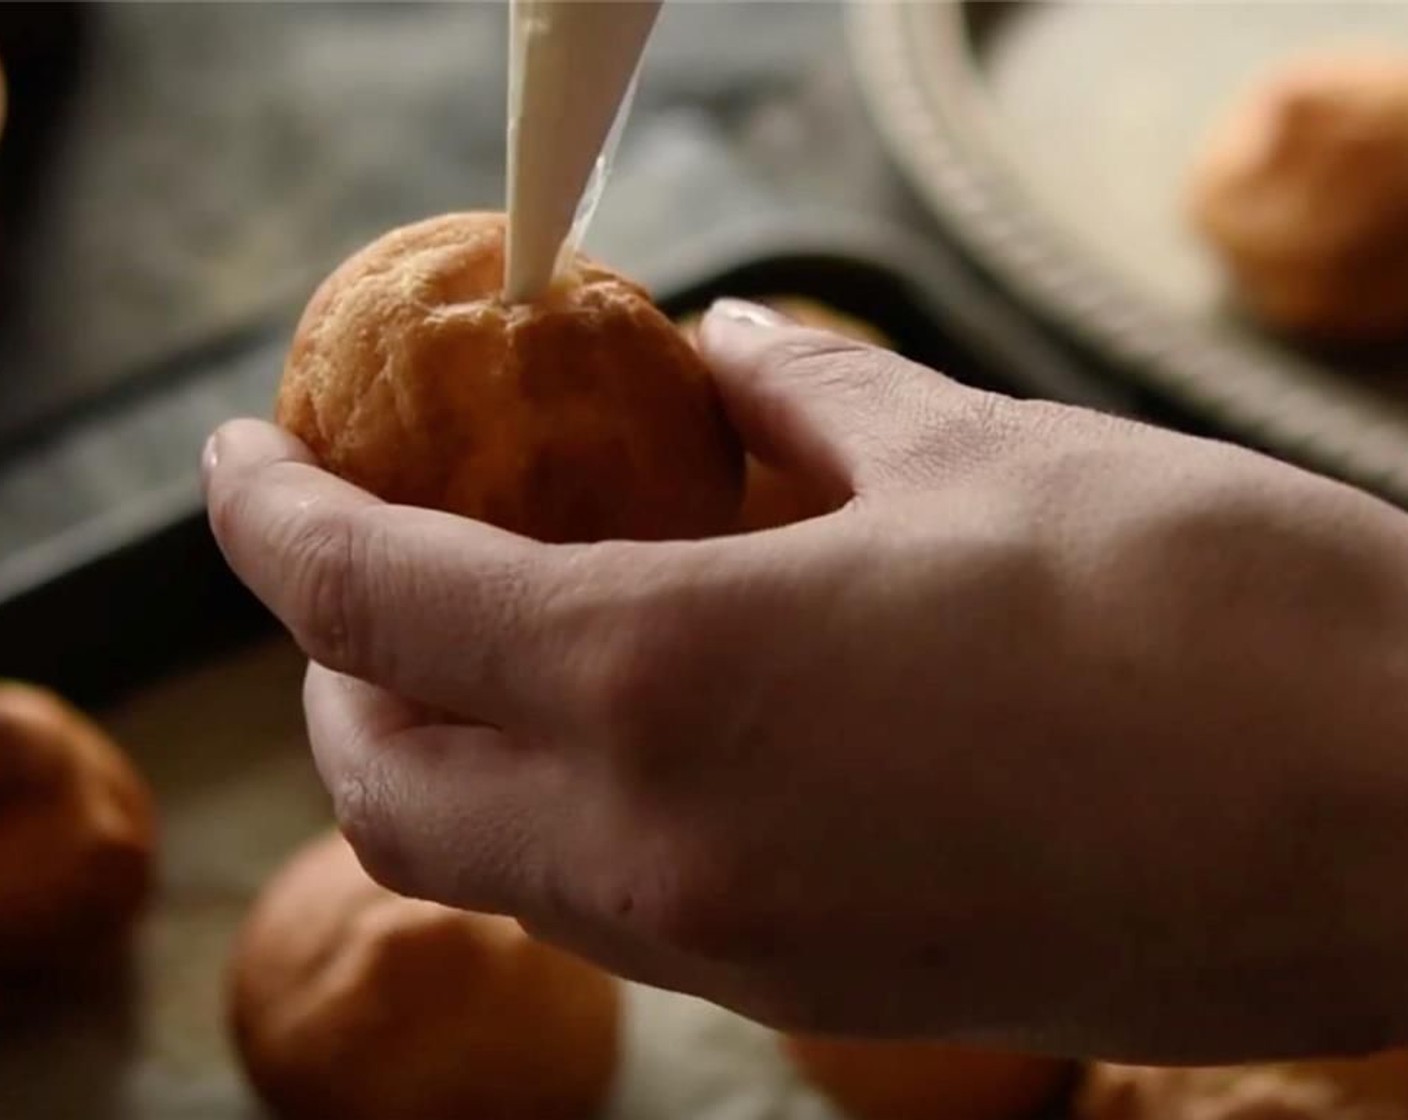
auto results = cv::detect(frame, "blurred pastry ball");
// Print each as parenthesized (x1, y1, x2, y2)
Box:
(276, 211, 743, 543)
(1189, 51, 1408, 341)
(1075, 1050, 1408, 1120)
(0, 681, 154, 974)
(678, 296, 889, 531)
(783, 1035, 1072, 1120)
(766, 297, 892, 347)
(676, 296, 891, 350)
(737, 459, 834, 532)
(228, 831, 620, 1120)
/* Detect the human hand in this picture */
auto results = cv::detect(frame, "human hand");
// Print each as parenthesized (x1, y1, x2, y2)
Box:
(202, 301, 1408, 1063)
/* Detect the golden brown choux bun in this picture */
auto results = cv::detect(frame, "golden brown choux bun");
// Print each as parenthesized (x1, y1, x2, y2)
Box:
(783, 1035, 1073, 1120)
(276, 211, 743, 543)
(0, 681, 154, 974)
(1189, 51, 1408, 342)
(1075, 1050, 1408, 1120)
(227, 831, 621, 1120)
(678, 295, 889, 532)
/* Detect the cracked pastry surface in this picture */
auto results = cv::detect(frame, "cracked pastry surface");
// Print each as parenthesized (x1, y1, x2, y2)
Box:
(277, 211, 743, 543)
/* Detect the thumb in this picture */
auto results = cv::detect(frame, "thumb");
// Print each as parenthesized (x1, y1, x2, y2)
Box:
(697, 298, 969, 497)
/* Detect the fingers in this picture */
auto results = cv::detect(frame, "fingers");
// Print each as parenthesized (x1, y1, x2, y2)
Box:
(202, 418, 582, 732)
(306, 663, 777, 1014)
(698, 299, 985, 495)
(304, 666, 888, 1036)
(304, 662, 560, 917)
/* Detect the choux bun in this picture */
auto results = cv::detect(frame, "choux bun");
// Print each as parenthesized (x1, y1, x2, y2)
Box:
(0, 681, 154, 975)
(276, 211, 743, 543)
(227, 831, 620, 1120)
(1189, 51, 1408, 341)
(1075, 1050, 1408, 1120)
(783, 1034, 1073, 1120)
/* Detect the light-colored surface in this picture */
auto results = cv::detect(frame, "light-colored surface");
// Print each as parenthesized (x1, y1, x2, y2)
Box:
(0, 638, 850, 1119)
(847, 1, 1408, 506)
(505, 0, 662, 302)
(975, 2, 1408, 319)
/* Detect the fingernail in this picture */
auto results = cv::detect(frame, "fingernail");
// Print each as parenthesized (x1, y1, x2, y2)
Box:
(708, 298, 789, 329)
(200, 419, 316, 486)
(200, 432, 221, 489)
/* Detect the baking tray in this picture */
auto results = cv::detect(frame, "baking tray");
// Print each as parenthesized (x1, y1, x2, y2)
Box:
(0, 227, 1110, 1120)
(847, 0, 1408, 508)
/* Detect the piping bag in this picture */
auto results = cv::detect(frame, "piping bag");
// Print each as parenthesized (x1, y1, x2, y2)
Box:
(504, 0, 663, 304)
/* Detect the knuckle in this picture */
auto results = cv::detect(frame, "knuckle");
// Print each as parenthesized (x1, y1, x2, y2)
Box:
(763, 335, 960, 489)
(284, 509, 370, 673)
(331, 767, 412, 895)
(465, 548, 541, 692)
(206, 464, 258, 549)
(873, 388, 1019, 489)
(765, 334, 880, 394)
(865, 430, 944, 490)
(898, 393, 999, 481)
(986, 395, 1073, 447)
(584, 613, 688, 755)
(557, 548, 693, 751)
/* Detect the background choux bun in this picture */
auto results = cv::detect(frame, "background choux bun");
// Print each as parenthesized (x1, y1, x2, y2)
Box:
(675, 296, 891, 353)
(1075, 1050, 1408, 1120)
(783, 1034, 1073, 1120)
(227, 830, 620, 1120)
(1188, 51, 1408, 342)
(276, 211, 743, 543)
(0, 681, 154, 975)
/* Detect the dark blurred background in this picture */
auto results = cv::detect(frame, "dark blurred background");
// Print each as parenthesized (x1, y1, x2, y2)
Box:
(0, 1, 907, 451)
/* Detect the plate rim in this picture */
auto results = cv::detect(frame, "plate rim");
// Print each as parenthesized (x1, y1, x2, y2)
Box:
(845, 0, 1408, 506)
